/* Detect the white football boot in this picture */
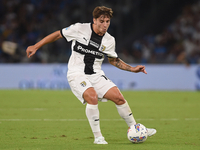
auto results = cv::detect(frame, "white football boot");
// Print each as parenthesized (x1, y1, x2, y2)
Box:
(94, 136, 108, 144)
(147, 128, 157, 137)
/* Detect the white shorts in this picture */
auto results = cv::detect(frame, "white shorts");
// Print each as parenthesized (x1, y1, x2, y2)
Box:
(67, 73, 116, 104)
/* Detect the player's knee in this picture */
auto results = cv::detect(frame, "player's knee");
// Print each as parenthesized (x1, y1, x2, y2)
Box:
(83, 88, 98, 104)
(116, 98, 126, 105)
(89, 94, 98, 104)
(113, 94, 126, 105)
(83, 92, 98, 104)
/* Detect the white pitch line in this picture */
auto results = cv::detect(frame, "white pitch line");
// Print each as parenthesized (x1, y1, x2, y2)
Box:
(160, 118, 179, 121)
(0, 118, 199, 122)
(137, 119, 155, 121)
(0, 119, 43, 121)
(185, 118, 199, 121)
(0, 108, 47, 111)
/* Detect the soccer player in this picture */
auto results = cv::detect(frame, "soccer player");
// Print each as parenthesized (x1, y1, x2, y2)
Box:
(26, 6, 156, 144)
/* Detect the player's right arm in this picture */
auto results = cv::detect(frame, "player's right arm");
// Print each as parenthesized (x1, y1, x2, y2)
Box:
(26, 30, 63, 58)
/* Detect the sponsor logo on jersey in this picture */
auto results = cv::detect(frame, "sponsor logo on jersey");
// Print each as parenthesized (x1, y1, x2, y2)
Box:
(100, 45, 106, 52)
(89, 40, 99, 48)
(80, 81, 86, 87)
(77, 45, 103, 57)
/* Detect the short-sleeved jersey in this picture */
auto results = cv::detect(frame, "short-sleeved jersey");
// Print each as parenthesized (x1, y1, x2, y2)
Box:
(61, 23, 118, 77)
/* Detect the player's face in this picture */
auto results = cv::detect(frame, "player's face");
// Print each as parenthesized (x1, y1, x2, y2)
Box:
(93, 15, 110, 36)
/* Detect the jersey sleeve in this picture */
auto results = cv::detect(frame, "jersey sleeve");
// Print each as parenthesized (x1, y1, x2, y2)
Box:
(60, 23, 79, 42)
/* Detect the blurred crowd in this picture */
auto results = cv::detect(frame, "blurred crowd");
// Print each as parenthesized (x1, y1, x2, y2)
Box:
(0, 0, 200, 64)
(0, 0, 89, 63)
(119, 1, 200, 65)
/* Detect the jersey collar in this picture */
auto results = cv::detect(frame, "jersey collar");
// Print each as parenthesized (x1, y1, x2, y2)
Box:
(90, 23, 105, 37)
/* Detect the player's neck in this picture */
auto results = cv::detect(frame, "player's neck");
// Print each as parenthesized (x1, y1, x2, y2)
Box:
(92, 24, 104, 36)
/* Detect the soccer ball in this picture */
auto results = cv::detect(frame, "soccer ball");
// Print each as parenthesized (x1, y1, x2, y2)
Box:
(127, 123, 148, 143)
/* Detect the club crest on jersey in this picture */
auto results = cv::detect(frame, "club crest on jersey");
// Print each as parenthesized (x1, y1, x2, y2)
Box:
(80, 81, 86, 87)
(100, 45, 106, 52)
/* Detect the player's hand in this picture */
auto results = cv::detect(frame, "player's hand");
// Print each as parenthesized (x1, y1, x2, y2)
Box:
(26, 45, 37, 58)
(132, 65, 147, 74)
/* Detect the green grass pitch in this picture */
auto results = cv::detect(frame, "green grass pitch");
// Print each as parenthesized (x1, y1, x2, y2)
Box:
(0, 90, 199, 150)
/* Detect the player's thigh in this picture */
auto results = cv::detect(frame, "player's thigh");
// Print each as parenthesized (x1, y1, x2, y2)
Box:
(92, 74, 116, 99)
(68, 75, 93, 104)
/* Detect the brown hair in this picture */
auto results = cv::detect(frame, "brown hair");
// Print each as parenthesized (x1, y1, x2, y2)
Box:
(92, 6, 113, 19)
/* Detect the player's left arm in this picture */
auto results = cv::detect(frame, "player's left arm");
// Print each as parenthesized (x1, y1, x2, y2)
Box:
(108, 57, 147, 74)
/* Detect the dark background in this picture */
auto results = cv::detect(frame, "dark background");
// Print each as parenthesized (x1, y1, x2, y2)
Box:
(0, 0, 199, 64)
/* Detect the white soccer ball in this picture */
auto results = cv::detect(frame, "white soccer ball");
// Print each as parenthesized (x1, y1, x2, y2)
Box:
(127, 123, 148, 143)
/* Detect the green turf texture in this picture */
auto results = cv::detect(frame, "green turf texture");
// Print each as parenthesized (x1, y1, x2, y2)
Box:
(0, 90, 199, 150)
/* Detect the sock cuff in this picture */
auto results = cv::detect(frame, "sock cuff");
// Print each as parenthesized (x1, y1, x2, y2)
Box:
(116, 100, 128, 108)
(86, 104, 98, 109)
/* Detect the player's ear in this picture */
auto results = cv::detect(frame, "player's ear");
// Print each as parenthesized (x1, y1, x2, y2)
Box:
(93, 18, 97, 25)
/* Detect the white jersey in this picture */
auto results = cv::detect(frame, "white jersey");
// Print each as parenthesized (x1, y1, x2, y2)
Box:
(61, 23, 118, 78)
